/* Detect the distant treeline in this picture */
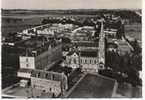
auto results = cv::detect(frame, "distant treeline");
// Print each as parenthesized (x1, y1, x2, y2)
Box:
(2, 9, 141, 23)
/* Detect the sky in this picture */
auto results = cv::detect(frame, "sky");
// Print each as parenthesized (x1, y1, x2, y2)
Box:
(2, 0, 142, 9)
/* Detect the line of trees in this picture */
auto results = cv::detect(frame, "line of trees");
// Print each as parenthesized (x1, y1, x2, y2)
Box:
(41, 17, 97, 26)
(103, 46, 142, 86)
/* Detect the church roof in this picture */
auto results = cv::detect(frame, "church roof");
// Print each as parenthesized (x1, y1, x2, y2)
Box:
(66, 50, 98, 57)
(80, 51, 98, 57)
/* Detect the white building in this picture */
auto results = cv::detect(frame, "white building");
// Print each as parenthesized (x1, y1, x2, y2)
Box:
(65, 50, 99, 73)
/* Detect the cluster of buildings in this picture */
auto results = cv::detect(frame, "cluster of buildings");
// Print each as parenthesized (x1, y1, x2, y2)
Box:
(15, 20, 105, 97)
(64, 29, 104, 73)
(2, 14, 136, 98)
(97, 14, 132, 57)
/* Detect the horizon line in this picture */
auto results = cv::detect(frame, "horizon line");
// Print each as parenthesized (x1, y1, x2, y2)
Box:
(2, 8, 141, 10)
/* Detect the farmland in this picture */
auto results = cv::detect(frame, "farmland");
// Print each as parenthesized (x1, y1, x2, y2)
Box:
(2, 17, 43, 37)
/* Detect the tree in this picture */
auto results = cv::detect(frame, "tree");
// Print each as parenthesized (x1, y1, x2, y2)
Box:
(61, 37, 71, 44)
(41, 18, 49, 24)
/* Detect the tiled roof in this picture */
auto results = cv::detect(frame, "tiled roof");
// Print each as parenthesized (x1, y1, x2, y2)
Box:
(80, 51, 98, 57)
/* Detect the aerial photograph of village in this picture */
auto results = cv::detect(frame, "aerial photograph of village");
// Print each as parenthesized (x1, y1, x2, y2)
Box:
(1, 0, 142, 98)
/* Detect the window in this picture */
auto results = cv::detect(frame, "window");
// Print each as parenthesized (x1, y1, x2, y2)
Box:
(43, 90, 46, 93)
(45, 73, 48, 78)
(85, 59, 87, 64)
(37, 72, 40, 77)
(26, 58, 28, 62)
(90, 60, 92, 64)
(73, 59, 77, 64)
(50, 88, 52, 92)
(94, 60, 97, 64)
(26, 64, 29, 67)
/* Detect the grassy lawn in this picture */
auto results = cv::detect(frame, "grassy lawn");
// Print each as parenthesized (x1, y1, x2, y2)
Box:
(68, 74, 115, 98)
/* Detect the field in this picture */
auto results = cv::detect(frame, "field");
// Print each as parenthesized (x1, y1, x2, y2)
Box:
(2, 17, 44, 37)
(67, 74, 116, 98)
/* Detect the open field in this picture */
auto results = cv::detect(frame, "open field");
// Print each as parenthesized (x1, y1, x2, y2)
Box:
(67, 74, 116, 98)
(2, 17, 44, 37)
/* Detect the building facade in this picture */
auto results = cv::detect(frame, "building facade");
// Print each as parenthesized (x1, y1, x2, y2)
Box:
(65, 50, 99, 73)
(30, 70, 68, 97)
